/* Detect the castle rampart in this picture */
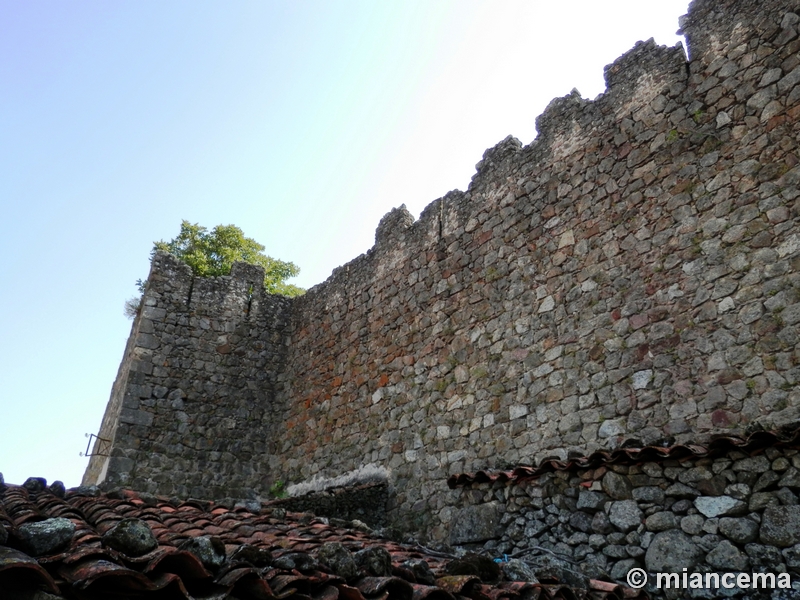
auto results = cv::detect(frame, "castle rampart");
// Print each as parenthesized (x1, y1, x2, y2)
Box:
(87, 0, 800, 557)
(85, 252, 294, 501)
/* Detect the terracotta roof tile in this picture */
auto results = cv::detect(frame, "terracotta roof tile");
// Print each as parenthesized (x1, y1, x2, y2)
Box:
(0, 480, 647, 600)
(0, 545, 60, 594)
(447, 428, 800, 488)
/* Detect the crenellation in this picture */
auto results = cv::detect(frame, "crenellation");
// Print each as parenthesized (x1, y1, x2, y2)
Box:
(602, 39, 687, 112)
(374, 204, 415, 249)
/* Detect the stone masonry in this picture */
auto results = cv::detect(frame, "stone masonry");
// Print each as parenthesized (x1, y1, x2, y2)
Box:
(84, 254, 293, 501)
(449, 444, 800, 596)
(87, 0, 800, 563)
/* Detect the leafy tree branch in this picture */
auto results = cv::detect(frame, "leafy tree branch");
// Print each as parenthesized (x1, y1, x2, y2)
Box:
(125, 221, 303, 318)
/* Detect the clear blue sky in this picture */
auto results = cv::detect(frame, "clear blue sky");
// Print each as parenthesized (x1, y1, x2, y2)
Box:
(0, 0, 689, 488)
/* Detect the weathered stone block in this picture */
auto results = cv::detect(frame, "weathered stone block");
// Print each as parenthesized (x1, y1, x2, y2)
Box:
(760, 505, 800, 547)
(608, 500, 643, 532)
(718, 517, 759, 544)
(645, 530, 702, 573)
(449, 502, 503, 544)
(17, 518, 75, 556)
(694, 495, 747, 518)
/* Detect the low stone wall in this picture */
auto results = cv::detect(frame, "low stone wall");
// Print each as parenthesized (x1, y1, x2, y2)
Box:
(269, 482, 389, 529)
(449, 445, 800, 597)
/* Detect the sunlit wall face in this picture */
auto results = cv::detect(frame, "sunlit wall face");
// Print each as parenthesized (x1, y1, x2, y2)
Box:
(0, 0, 689, 487)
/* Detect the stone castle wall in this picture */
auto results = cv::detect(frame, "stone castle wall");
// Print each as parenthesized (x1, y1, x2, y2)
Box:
(87, 0, 800, 550)
(272, 0, 800, 541)
(84, 252, 293, 501)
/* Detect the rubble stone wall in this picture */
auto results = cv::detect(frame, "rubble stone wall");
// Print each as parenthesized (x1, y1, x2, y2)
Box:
(273, 0, 800, 542)
(84, 252, 294, 501)
(88, 0, 800, 548)
(449, 447, 800, 594)
(269, 483, 389, 528)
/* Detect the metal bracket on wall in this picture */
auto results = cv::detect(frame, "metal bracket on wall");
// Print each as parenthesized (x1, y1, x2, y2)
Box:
(80, 433, 111, 457)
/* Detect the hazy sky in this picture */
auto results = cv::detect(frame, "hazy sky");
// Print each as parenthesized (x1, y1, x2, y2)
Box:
(0, 0, 690, 488)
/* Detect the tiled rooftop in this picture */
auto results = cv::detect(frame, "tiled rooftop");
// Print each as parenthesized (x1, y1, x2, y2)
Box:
(0, 477, 645, 600)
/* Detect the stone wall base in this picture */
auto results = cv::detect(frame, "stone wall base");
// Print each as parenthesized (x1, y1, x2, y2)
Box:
(450, 446, 800, 597)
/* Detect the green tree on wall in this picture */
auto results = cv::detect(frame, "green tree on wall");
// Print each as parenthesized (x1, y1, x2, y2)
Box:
(125, 220, 303, 318)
